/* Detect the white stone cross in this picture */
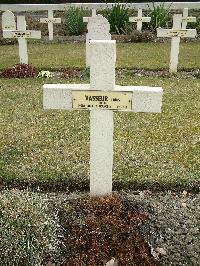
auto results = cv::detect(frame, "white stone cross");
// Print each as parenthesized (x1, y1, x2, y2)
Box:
(182, 8, 196, 29)
(43, 40, 163, 197)
(157, 14, 197, 73)
(40, 10, 61, 41)
(85, 15, 111, 67)
(83, 9, 97, 23)
(2, 10, 16, 30)
(129, 8, 151, 31)
(3, 15, 41, 64)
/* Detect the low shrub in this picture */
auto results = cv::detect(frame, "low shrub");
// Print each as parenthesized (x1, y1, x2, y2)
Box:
(59, 193, 156, 265)
(129, 30, 155, 43)
(0, 36, 18, 45)
(63, 7, 88, 36)
(0, 64, 39, 78)
(0, 191, 58, 266)
(63, 68, 82, 78)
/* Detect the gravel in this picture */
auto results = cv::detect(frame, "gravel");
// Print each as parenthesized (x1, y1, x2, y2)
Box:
(125, 191, 200, 266)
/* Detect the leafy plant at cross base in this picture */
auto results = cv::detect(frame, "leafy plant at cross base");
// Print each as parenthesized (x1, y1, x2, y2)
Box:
(59, 194, 156, 265)
(63, 7, 89, 36)
(104, 1, 130, 34)
(147, 3, 170, 33)
(0, 64, 39, 78)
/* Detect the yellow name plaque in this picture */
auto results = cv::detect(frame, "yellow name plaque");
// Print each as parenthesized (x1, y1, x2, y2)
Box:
(12, 31, 31, 38)
(72, 90, 132, 111)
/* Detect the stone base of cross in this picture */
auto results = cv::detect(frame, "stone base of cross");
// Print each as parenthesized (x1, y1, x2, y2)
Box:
(129, 8, 151, 31)
(3, 15, 41, 64)
(43, 40, 163, 196)
(40, 10, 61, 41)
(157, 14, 197, 73)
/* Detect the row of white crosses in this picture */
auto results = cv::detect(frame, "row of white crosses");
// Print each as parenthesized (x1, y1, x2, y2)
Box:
(43, 20, 163, 196)
(2, 10, 41, 64)
(157, 13, 197, 73)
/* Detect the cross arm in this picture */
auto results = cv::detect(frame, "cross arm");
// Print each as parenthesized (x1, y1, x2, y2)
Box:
(157, 28, 197, 38)
(3, 30, 41, 39)
(129, 17, 151, 23)
(115, 85, 162, 113)
(40, 18, 61, 23)
(43, 84, 163, 113)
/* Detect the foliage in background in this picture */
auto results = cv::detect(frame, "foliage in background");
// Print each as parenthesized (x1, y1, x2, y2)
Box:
(59, 194, 156, 265)
(104, 2, 130, 34)
(63, 7, 88, 36)
(0, 191, 58, 266)
(147, 3, 170, 33)
(0, 64, 39, 78)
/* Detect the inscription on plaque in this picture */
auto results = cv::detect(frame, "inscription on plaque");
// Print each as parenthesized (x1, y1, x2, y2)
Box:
(72, 90, 132, 110)
(12, 31, 31, 38)
(167, 30, 187, 37)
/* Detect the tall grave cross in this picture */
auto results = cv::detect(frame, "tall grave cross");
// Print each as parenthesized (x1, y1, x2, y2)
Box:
(129, 8, 151, 31)
(43, 40, 163, 196)
(157, 14, 197, 73)
(182, 8, 196, 29)
(84, 15, 111, 67)
(40, 10, 61, 41)
(3, 14, 41, 64)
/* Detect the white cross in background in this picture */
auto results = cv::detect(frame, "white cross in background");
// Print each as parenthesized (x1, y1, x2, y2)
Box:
(182, 8, 196, 29)
(83, 9, 97, 23)
(3, 15, 41, 64)
(40, 10, 61, 41)
(43, 39, 163, 196)
(157, 14, 197, 73)
(129, 8, 151, 31)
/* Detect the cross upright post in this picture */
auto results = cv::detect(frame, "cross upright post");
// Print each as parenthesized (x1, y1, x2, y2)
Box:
(157, 14, 197, 73)
(182, 8, 196, 29)
(43, 40, 163, 196)
(3, 15, 41, 64)
(40, 10, 61, 41)
(129, 8, 151, 31)
(85, 15, 111, 67)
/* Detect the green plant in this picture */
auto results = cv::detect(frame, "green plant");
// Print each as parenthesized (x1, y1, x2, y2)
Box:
(59, 194, 156, 265)
(148, 3, 170, 33)
(105, 2, 130, 34)
(0, 64, 39, 78)
(0, 191, 58, 266)
(63, 7, 88, 36)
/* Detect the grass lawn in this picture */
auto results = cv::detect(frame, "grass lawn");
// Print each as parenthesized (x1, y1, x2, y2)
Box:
(0, 41, 200, 70)
(0, 75, 199, 191)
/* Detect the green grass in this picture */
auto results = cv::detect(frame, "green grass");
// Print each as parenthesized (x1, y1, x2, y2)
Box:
(0, 41, 200, 70)
(0, 76, 199, 191)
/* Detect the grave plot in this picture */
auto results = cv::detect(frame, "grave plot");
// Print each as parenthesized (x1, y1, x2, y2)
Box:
(0, 6, 200, 266)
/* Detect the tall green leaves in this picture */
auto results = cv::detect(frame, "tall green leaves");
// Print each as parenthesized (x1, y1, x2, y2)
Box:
(148, 3, 170, 32)
(64, 7, 88, 36)
(105, 3, 129, 34)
